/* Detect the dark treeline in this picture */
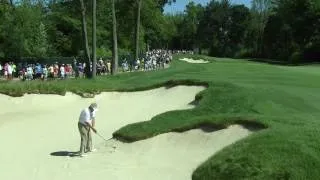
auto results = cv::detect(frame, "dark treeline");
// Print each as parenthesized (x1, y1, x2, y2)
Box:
(0, 0, 319, 64)
(169, 0, 320, 63)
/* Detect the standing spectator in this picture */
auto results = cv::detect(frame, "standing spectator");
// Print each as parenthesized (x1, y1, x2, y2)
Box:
(77, 63, 82, 78)
(12, 62, 16, 78)
(19, 66, 26, 80)
(107, 61, 111, 74)
(4, 63, 8, 79)
(35, 63, 42, 79)
(60, 64, 65, 79)
(42, 65, 48, 80)
(0, 63, 2, 78)
(53, 63, 59, 78)
(48, 65, 54, 79)
(7, 63, 13, 80)
(73, 59, 79, 78)
(65, 64, 70, 78)
(26, 65, 33, 80)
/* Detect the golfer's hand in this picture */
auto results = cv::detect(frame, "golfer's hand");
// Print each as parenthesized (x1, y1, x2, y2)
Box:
(92, 128, 97, 133)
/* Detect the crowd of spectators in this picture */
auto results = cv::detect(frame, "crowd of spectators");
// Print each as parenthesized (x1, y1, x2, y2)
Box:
(0, 49, 192, 81)
(121, 49, 173, 72)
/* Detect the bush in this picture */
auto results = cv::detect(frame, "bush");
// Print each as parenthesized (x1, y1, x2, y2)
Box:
(304, 41, 320, 62)
(289, 51, 303, 64)
(234, 48, 254, 59)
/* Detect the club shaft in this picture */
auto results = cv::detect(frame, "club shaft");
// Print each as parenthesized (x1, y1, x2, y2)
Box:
(96, 132, 112, 141)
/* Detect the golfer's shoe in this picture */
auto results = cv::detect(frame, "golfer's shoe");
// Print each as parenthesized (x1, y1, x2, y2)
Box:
(89, 148, 97, 152)
(85, 148, 97, 153)
(79, 154, 88, 157)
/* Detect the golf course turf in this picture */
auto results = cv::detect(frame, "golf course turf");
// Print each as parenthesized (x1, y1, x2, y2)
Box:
(1, 54, 320, 179)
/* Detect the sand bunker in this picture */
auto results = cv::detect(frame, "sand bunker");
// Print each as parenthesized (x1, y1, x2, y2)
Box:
(179, 57, 209, 63)
(0, 85, 252, 180)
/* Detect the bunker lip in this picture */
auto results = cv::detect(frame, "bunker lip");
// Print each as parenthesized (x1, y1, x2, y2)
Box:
(113, 120, 267, 143)
(0, 79, 209, 98)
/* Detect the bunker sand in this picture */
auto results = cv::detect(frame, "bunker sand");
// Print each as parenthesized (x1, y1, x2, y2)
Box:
(179, 58, 209, 63)
(0, 86, 252, 180)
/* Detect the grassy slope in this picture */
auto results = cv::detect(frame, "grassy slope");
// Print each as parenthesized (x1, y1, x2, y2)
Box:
(1, 54, 320, 179)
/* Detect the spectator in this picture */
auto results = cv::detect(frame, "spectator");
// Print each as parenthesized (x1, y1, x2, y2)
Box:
(43, 65, 48, 80)
(0, 63, 2, 77)
(48, 65, 54, 79)
(60, 64, 65, 79)
(35, 63, 43, 79)
(26, 65, 33, 80)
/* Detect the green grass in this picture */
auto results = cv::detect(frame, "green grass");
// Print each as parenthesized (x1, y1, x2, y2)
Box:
(1, 55, 320, 179)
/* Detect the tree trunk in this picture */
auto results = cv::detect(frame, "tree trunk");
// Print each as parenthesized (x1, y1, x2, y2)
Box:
(79, 0, 91, 78)
(134, 0, 142, 63)
(111, 0, 118, 75)
(92, 0, 96, 78)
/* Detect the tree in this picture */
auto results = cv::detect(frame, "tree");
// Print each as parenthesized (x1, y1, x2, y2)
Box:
(79, 0, 91, 77)
(197, 0, 232, 56)
(32, 22, 48, 57)
(250, 0, 272, 56)
(1, 2, 49, 58)
(229, 5, 251, 54)
(157, 0, 176, 12)
(263, 0, 320, 62)
(91, 0, 96, 78)
(182, 2, 203, 51)
(111, 0, 118, 75)
(134, 0, 142, 63)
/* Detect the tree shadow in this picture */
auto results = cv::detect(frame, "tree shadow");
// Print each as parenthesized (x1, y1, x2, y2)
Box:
(50, 151, 80, 157)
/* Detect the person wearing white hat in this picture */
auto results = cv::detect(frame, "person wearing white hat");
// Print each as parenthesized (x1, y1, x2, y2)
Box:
(78, 103, 98, 157)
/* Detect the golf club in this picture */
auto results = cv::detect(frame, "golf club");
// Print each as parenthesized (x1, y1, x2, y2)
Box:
(90, 128, 117, 150)
(88, 125, 110, 141)
(96, 132, 112, 142)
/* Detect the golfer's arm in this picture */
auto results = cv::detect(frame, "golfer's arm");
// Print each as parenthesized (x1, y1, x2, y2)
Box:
(85, 121, 92, 128)
(85, 121, 96, 131)
(92, 118, 95, 128)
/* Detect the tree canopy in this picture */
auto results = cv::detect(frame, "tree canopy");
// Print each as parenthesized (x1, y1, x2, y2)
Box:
(0, 0, 318, 63)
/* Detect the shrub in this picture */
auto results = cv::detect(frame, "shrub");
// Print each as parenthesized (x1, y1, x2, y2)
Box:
(289, 51, 303, 64)
(234, 48, 254, 59)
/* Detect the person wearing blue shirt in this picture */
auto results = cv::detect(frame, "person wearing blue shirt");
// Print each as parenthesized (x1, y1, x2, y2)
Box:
(35, 63, 43, 79)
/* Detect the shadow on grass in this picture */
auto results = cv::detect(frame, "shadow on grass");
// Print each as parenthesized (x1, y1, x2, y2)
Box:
(172, 120, 267, 133)
(113, 119, 268, 143)
(73, 79, 209, 98)
(246, 58, 320, 66)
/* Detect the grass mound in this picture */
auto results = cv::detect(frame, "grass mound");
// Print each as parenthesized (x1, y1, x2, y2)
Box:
(113, 82, 268, 142)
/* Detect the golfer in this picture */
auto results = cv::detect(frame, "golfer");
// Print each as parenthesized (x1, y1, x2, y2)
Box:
(78, 103, 98, 157)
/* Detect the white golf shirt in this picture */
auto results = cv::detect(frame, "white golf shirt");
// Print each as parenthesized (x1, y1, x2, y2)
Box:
(60, 66, 65, 75)
(7, 65, 12, 75)
(79, 108, 96, 125)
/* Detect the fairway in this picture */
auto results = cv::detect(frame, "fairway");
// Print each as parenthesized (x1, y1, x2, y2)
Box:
(1, 55, 320, 179)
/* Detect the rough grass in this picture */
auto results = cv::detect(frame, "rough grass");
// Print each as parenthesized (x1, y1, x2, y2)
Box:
(1, 55, 320, 179)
